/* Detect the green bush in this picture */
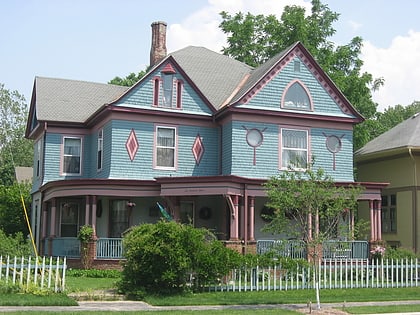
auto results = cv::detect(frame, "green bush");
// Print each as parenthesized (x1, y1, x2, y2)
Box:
(119, 220, 241, 296)
(66, 268, 121, 278)
(385, 247, 419, 260)
(0, 229, 33, 257)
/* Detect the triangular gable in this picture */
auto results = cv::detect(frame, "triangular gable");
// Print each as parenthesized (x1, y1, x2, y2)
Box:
(230, 42, 363, 122)
(109, 55, 217, 115)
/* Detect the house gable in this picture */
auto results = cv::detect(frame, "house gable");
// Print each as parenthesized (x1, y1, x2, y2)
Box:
(231, 42, 362, 122)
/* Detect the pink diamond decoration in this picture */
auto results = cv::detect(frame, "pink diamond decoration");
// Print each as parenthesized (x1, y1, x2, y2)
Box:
(126, 129, 139, 161)
(192, 134, 204, 164)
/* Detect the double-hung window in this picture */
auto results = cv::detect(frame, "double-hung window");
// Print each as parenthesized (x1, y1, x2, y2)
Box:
(35, 139, 42, 177)
(162, 73, 173, 107)
(63, 137, 82, 175)
(381, 194, 397, 233)
(156, 126, 176, 169)
(97, 129, 103, 171)
(60, 201, 79, 237)
(281, 128, 308, 170)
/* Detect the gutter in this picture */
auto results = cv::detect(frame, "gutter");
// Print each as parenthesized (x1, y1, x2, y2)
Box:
(409, 148, 418, 252)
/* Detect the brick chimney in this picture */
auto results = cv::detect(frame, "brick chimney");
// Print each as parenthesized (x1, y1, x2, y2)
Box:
(150, 21, 167, 67)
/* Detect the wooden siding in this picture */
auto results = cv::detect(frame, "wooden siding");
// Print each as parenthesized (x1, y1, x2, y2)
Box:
(115, 68, 213, 116)
(237, 56, 354, 118)
(108, 120, 219, 180)
(221, 122, 233, 175)
(226, 120, 354, 181)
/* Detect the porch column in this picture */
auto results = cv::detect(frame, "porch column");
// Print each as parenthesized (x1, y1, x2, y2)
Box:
(240, 197, 245, 239)
(230, 195, 239, 240)
(369, 200, 375, 241)
(50, 198, 56, 237)
(376, 200, 382, 241)
(41, 205, 48, 256)
(249, 196, 255, 241)
(85, 196, 91, 226)
(91, 196, 97, 237)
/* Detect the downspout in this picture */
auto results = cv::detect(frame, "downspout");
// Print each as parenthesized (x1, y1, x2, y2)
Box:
(409, 148, 418, 252)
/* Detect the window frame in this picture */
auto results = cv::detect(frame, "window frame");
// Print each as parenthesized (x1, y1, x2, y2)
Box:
(109, 199, 130, 238)
(59, 200, 80, 237)
(161, 73, 174, 108)
(381, 194, 397, 233)
(97, 129, 103, 171)
(154, 125, 177, 170)
(281, 79, 313, 111)
(62, 136, 82, 176)
(279, 126, 309, 171)
(35, 138, 43, 178)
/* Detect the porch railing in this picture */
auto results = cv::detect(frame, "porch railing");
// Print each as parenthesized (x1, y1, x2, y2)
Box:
(96, 238, 123, 259)
(51, 237, 80, 258)
(257, 240, 369, 260)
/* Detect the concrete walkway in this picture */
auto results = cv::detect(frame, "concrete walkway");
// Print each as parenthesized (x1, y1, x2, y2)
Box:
(1, 300, 420, 313)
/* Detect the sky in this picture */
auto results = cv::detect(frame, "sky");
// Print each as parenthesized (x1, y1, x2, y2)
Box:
(2, 0, 420, 112)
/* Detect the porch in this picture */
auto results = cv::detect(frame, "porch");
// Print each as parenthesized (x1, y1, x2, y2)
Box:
(46, 238, 369, 260)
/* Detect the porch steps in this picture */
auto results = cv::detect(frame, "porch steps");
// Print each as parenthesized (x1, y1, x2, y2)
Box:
(68, 289, 125, 301)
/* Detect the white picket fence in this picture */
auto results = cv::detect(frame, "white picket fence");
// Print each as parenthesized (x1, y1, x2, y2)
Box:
(210, 258, 420, 292)
(0, 256, 67, 292)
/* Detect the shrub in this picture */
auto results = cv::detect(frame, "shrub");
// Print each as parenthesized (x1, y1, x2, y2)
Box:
(0, 229, 33, 257)
(119, 220, 241, 296)
(385, 247, 419, 260)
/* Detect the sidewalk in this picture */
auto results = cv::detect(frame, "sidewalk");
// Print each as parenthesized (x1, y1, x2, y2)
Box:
(1, 300, 420, 313)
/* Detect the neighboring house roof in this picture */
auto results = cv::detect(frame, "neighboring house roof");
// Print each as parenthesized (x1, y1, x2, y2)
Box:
(33, 77, 129, 123)
(15, 166, 33, 183)
(355, 112, 420, 158)
(169, 46, 253, 109)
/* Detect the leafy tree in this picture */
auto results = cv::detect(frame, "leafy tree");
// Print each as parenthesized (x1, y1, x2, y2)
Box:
(119, 220, 241, 296)
(0, 182, 31, 236)
(0, 229, 32, 257)
(219, 0, 380, 150)
(108, 71, 146, 87)
(263, 166, 362, 309)
(0, 83, 33, 185)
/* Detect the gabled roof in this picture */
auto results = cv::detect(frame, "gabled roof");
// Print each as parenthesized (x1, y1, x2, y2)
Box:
(168, 46, 253, 109)
(355, 112, 420, 158)
(31, 77, 128, 123)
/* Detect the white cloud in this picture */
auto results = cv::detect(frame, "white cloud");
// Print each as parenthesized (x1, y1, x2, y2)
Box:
(348, 20, 362, 32)
(362, 30, 420, 111)
(167, 0, 310, 53)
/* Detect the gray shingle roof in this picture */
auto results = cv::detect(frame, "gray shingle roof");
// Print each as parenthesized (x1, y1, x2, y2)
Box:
(355, 112, 420, 156)
(169, 46, 253, 109)
(231, 44, 294, 104)
(34, 77, 129, 123)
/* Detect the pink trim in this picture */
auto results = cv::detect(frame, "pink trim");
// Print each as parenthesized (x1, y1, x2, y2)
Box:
(278, 125, 311, 171)
(176, 80, 183, 109)
(153, 124, 178, 171)
(60, 136, 83, 177)
(152, 76, 161, 106)
(281, 79, 314, 111)
(162, 63, 176, 74)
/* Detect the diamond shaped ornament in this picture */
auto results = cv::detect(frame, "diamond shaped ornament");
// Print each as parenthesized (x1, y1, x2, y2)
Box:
(126, 129, 139, 161)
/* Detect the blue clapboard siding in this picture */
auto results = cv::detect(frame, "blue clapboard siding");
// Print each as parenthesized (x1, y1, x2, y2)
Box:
(237, 56, 355, 118)
(108, 120, 219, 180)
(221, 122, 233, 175)
(115, 67, 213, 116)
(227, 120, 354, 181)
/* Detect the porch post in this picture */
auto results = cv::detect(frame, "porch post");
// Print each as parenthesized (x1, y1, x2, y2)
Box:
(376, 200, 382, 241)
(41, 205, 48, 255)
(91, 196, 97, 237)
(240, 196, 245, 240)
(231, 195, 239, 240)
(85, 195, 91, 226)
(249, 196, 255, 241)
(50, 198, 56, 237)
(369, 200, 375, 241)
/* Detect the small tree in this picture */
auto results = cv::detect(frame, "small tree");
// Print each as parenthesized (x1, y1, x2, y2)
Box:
(77, 225, 95, 269)
(263, 167, 362, 309)
(119, 220, 241, 297)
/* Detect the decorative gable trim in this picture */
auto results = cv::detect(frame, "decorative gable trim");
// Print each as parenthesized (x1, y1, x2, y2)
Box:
(162, 63, 176, 74)
(237, 42, 363, 122)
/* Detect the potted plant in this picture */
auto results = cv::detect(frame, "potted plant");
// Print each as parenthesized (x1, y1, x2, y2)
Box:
(77, 225, 96, 269)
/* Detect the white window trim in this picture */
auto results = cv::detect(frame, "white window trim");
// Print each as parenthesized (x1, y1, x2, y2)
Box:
(62, 136, 83, 176)
(279, 127, 309, 171)
(154, 125, 177, 170)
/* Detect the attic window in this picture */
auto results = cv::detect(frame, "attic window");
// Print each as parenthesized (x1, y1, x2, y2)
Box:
(283, 81, 311, 110)
(294, 60, 301, 72)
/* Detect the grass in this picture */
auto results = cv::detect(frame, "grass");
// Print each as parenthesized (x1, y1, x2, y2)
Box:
(0, 310, 299, 315)
(2, 272, 420, 314)
(346, 304, 420, 314)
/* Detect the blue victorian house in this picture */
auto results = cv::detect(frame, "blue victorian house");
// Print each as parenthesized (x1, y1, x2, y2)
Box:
(25, 21, 386, 265)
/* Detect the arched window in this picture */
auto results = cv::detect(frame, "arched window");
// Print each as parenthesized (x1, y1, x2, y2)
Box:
(283, 81, 311, 110)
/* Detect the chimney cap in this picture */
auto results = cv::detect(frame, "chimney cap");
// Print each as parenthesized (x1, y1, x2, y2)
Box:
(151, 21, 167, 26)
